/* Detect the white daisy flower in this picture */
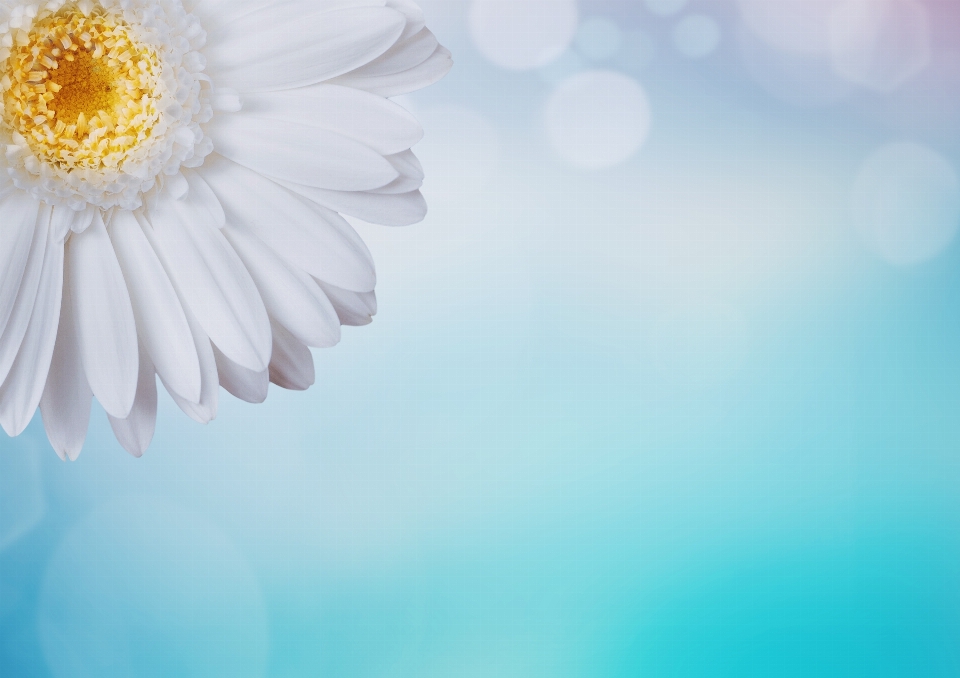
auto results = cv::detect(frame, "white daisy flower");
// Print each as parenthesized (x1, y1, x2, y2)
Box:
(0, 0, 451, 459)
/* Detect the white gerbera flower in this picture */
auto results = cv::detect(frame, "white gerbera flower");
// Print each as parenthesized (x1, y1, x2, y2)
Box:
(0, 0, 451, 459)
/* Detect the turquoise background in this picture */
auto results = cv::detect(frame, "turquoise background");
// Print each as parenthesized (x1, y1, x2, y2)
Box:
(3, 1, 960, 675)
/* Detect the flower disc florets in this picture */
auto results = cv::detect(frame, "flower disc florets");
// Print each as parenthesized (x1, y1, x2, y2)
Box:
(0, 0, 212, 210)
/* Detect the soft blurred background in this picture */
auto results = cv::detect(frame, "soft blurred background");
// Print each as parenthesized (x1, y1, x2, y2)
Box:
(4, 0, 960, 675)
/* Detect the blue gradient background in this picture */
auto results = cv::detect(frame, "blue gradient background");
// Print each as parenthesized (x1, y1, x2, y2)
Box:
(3, 0, 960, 675)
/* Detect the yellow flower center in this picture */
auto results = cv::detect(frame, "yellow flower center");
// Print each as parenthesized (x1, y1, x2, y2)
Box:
(1, 6, 162, 171)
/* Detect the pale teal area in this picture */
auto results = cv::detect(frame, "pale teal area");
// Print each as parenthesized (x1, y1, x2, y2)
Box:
(0, 436, 44, 552)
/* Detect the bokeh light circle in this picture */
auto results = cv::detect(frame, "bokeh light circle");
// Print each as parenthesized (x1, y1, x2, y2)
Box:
(546, 70, 651, 171)
(576, 17, 623, 63)
(738, 0, 843, 56)
(38, 498, 269, 678)
(469, 0, 579, 71)
(673, 14, 722, 59)
(829, 0, 931, 93)
(738, 20, 854, 108)
(851, 142, 960, 266)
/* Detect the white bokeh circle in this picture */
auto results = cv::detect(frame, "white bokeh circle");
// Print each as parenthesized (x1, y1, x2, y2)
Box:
(738, 0, 844, 56)
(830, 0, 931, 93)
(469, 0, 579, 71)
(673, 14, 722, 59)
(738, 21, 855, 108)
(851, 142, 960, 266)
(545, 70, 652, 170)
(38, 498, 269, 678)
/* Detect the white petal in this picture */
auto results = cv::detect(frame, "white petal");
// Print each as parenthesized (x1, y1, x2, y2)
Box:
(40, 275, 91, 462)
(239, 85, 422, 156)
(330, 44, 452, 98)
(213, 346, 269, 404)
(49, 205, 77, 242)
(204, 5, 404, 92)
(133, 210, 220, 420)
(321, 152, 423, 201)
(373, 150, 424, 194)
(342, 26, 438, 78)
(50, 204, 95, 242)
(108, 210, 202, 404)
(0, 232, 63, 437)
(317, 282, 378, 327)
(162, 303, 220, 425)
(163, 171, 189, 200)
(71, 206, 97, 234)
(386, 0, 426, 41)
(134, 211, 221, 424)
(0, 205, 49, 387)
(281, 184, 427, 227)
(269, 321, 315, 391)
(107, 344, 157, 458)
(211, 89, 242, 113)
(200, 156, 377, 291)
(205, 113, 398, 191)
(67, 212, 139, 420)
(189, 0, 276, 26)
(195, 0, 384, 23)
(182, 169, 226, 228)
(146, 183, 272, 372)
(225, 226, 341, 349)
(0, 187, 40, 341)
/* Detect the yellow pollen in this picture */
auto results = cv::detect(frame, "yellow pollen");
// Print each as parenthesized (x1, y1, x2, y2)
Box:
(1, 5, 163, 171)
(48, 49, 121, 125)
